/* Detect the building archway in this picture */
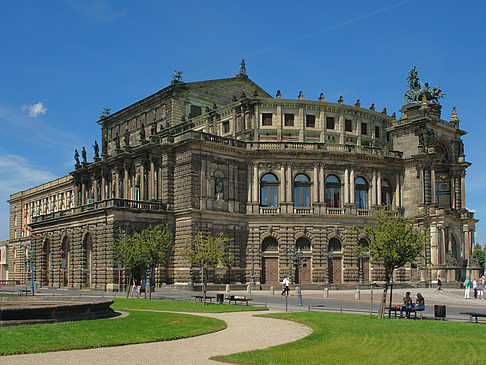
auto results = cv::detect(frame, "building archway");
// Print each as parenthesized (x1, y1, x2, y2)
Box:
(82, 233, 93, 287)
(61, 236, 70, 287)
(328, 237, 342, 283)
(295, 237, 311, 283)
(261, 237, 278, 284)
(43, 239, 51, 286)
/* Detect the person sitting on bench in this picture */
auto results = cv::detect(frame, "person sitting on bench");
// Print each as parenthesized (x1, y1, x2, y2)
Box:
(408, 293, 425, 317)
(400, 292, 413, 318)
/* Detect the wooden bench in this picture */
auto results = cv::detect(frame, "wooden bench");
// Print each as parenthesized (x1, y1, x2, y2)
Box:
(192, 295, 215, 303)
(386, 306, 425, 319)
(225, 295, 253, 305)
(460, 311, 486, 323)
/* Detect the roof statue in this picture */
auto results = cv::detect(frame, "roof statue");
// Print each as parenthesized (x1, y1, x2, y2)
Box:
(93, 140, 100, 158)
(172, 70, 183, 82)
(239, 58, 247, 76)
(404, 66, 444, 104)
(74, 149, 80, 165)
(81, 147, 87, 163)
(101, 108, 111, 118)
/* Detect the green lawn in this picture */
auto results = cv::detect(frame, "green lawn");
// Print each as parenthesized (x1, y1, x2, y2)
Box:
(111, 297, 267, 313)
(0, 309, 225, 355)
(215, 312, 486, 365)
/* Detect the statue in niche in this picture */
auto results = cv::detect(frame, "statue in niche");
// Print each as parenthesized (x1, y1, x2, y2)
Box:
(102, 139, 108, 155)
(446, 252, 458, 266)
(114, 133, 120, 149)
(140, 123, 146, 140)
(93, 140, 100, 158)
(151, 121, 157, 136)
(214, 170, 224, 200)
(81, 147, 87, 163)
(74, 150, 80, 165)
(124, 128, 130, 147)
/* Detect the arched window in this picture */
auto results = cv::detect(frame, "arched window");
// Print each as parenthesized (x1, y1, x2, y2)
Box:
(329, 238, 342, 252)
(381, 179, 392, 209)
(260, 173, 278, 207)
(61, 237, 70, 286)
(262, 237, 278, 251)
(296, 237, 311, 251)
(358, 238, 369, 249)
(325, 175, 341, 208)
(355, 177, 369, 209)
(294, 174, 311, 207)
(83, 234, 93, 287)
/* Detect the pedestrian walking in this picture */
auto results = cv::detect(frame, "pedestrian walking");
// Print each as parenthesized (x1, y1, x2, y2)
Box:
(436, 276, 442, 291)
(464, 277, 471, 299)
(281, 276, 290, 296)
(473, 279, 478, 299)
(479, 279, 484, 300)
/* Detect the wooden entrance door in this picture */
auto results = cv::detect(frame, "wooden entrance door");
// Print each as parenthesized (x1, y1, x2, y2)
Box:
(330, 257, 342, 283)
(262, 257, 278, 283)
(296, 259, 311, 283)
(362, 257, 370, 283)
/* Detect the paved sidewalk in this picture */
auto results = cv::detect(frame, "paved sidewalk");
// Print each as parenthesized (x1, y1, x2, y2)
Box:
(0, 310, 312, 365)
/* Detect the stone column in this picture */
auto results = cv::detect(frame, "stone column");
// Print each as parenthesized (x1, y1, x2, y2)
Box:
(93, 179, 98, 202)
(101, 175, 106, 201)
(313, 165, 318, 204)
(377, 172, 382, 206)
(115, 172, 120, 198)
(247, 163, 252, 202)
(350, 169, 355, 204)
(430, 225, 439, 268)
(149, 159, 155, 200)
(454, 175, 461, 210)
(344, 168, 349, 204)
(319, 164, 325, 203)
(395, 173, 401, 208)
(286, 164, 292, 202)
(280, 164, 286, 203)
(252, 164, 258, 202)
(461, 174, 466, 210)
(124, 167, 129, 199)
(371, 171, 377, 206)
(424, 166, 431, 204)
(431, 167, 436, 205)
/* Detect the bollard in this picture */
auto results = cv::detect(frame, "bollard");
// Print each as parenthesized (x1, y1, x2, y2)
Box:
(355, 289, 360, 300)
(270, 285, 274, 295)
(323, 288, 329, 298)
(226, 284, 230, 293)
(247, 285, 251, 294)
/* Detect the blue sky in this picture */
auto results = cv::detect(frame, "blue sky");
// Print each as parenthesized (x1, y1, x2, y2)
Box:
(1, 1, 485, 242)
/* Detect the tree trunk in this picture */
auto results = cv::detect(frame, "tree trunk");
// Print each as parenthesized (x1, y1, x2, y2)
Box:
(378, 283, 388, 319)
(126, 274, 132, 299)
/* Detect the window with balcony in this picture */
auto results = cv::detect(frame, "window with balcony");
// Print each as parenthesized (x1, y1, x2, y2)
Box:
(325, 175, 341, 208)
(284, 113, 294, 126)
(306, 115, 316, 128)
(381, 179, 393, 209)
(262, 113, 273, 126)
(294, 174, 311, 207)
(355, 177, 369, 209)
(260, 173, 278, 207)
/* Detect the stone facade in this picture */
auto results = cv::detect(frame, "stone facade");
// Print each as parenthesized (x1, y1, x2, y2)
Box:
(6, 71, 479, 289)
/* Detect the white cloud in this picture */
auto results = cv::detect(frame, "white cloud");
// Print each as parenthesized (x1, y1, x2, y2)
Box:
(21, 102, 47, 118)
(65, 0, 128, 23)
(0, 153, 56, 195)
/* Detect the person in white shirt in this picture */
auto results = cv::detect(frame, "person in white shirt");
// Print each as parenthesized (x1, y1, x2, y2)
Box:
(281, 276, 290, 296)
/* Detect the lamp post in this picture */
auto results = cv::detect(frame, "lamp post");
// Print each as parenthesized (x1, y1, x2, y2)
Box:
(294, 249, 304, 306)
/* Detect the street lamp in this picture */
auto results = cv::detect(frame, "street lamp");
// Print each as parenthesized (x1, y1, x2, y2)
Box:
(293, 249, 305, 307)
(358, 252, 364, 285)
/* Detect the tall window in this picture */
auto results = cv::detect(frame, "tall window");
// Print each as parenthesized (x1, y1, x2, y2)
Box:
(375, 126, 380, 139)
(260, 173, 278, 207)
(262, 113, 273, 126)
(436, 175, 451, 209)
(355, 177, 369, 209)
(381, 179, 392, 209)
(326, 117, 335, 130)
(325, 175, 341, 208)
(294, 174, 310, 207)
(361, 122, 368, 135)
(284, 113, 294, 126)
(306, 115, 316, 128)
(345, 119, 353, 132)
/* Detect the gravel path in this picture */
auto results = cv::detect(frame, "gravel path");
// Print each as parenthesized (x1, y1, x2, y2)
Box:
(0, 310, 312, 365)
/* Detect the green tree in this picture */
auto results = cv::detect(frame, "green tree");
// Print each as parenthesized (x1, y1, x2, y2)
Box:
(114, 224, 173, 298)
(352, 207, 428, 319)
(474, 243, 485, 271)
(182, 232, 234, 304)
